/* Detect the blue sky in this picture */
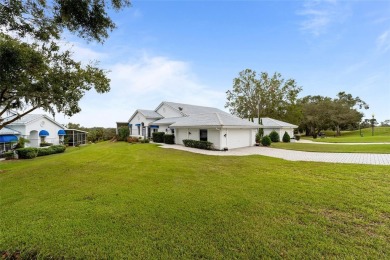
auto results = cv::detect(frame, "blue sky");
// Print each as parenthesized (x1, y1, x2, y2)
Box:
(57, 0, 390, 127)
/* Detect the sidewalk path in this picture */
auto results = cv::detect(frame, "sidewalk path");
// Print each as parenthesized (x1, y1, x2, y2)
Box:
(160, 144, 390, 165)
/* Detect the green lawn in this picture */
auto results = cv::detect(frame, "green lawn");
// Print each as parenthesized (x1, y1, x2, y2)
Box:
(272, 142, 390, 153)
(1, 142, 390, 258)
(302, 127, 390, 143)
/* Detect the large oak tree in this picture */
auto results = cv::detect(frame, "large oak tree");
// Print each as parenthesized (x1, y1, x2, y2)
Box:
(0, 0, 131, 130)
(225, 69, 302, 124)
(299, 92, 369, 136)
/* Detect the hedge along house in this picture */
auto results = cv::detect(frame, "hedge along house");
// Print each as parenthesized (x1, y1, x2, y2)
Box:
(1, 114, 66, 149)
(127, 101, 259, 150)
(253, 117, 298, 138)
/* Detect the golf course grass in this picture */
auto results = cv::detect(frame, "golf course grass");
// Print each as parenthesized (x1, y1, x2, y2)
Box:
(302, 127, 390, 143)
(1, 142, 389, 258)
(272, 142, 390, 153)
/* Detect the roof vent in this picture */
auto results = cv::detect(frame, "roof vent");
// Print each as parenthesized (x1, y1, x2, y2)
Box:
(178, 107, 183, 111)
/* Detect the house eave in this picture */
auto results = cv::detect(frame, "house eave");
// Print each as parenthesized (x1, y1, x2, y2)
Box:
(171, 125, 259, 129)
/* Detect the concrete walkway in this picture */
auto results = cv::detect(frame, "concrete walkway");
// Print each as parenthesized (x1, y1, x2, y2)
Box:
(160, 144, 390, 165)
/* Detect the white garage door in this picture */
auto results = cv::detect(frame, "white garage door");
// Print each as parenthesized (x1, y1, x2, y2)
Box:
(227, 129, 251, 149)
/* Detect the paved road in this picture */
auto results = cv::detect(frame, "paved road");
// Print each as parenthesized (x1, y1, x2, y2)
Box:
(160, 144, 390, 165)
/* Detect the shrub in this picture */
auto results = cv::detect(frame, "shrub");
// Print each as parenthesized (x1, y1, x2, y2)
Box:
(261, 136, 271, 147)
(140, 138, 150, 143)
(49, 145, 66, 154)
(37, 148, 51, 156)
(269, 131, 280, 142)
(312, 133, 317, 139)
(37, 145, 66, 157)
(16, 147, 38, 159)
(282, 131, 290, 143)
(164, 134, 175, 144)
(4, 151, 14, 160)
(294, 134, 301, 141)
(255, 132, 261, 143)
(40, 142, 53, 147)
(117, 126, 130, 141)
(14, 137, 29, 149)
(152, 132, 165, 143)
(127, 137, 139, 143)
(182, 139, 213, 150)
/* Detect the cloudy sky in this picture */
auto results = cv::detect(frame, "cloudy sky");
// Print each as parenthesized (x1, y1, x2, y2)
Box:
(53, 0, 389, 127)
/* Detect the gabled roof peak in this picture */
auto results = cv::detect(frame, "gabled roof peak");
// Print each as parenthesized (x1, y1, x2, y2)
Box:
(157, 101, 229, 116)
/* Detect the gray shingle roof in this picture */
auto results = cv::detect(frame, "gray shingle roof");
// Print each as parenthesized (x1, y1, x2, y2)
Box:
(152, 117, 185, 125)
(4, 114, 66, 129)
(161, 102, 229, 116)
(5, 114, 43, 124)
(0, 127, 20, 135)
(170, 113, 259, 128)
(138, 109, 163, 119)
(253, 117, 298, 128)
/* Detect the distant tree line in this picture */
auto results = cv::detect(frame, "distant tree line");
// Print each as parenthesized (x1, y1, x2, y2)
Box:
(226, 69, 375, 136)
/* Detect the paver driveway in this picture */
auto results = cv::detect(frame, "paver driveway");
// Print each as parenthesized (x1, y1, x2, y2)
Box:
(161, 144, 390, 165)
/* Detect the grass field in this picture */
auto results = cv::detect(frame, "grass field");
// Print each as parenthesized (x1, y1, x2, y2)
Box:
(272, 142, 390, 153)
(1, 142, 390, 258)
(302, 127, 390, 143)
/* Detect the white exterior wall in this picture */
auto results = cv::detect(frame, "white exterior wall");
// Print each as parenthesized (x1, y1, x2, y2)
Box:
(128, 112, 156, 138)
(188, 128, 200, 141)
(7, 117, 65, 147)
(174, 127, 256, 150)
(156, 104, 182, 118)
(207, 129, 220, 150)
(158, 125, 172, 135)
(26, 117, 64, 146)
(176, 128, 187, 145)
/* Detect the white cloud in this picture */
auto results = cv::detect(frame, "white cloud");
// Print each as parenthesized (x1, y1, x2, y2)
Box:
(298, 0, 348, 36)
(62, 54, 226, 127)
(377, 30, 390, 53)
(56, 39, 108, 64)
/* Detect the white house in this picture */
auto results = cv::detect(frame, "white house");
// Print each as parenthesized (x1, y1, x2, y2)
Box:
(126, 101, 260, 150)
(253, 117, 298, 138)
(0, 113, 66, 151)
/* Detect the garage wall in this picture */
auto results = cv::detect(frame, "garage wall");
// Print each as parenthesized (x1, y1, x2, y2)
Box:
(188, 128, 199, 141)
(175, 128, 256, 150)
(226, 129, 252, 149)
(208, 129, 220, 150)
(176, 128, 188, 145)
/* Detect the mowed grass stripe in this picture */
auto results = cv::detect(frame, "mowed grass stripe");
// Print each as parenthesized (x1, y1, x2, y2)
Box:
(272, 142, 390, 153)
(303, 127, 390, 143)
(1, 142, 389, 258)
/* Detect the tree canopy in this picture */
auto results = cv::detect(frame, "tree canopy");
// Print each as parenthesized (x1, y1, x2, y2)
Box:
(225, 69, 302, 124)
(0, 0, 130, 130)
(299, 92, 369, 136)
(0, 0, 131, 43)
(0, 34, 109, 129)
